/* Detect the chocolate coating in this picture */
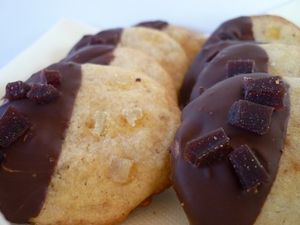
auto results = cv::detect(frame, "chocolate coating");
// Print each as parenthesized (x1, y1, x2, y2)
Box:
(179, 40, 242, 107)
(69, 28, 122, 55)
(172, 73, 290, 225)
(0, 63, 81, 223)
(190, 43, 268, 101)
(179, 16, 254, 108)
(206, 16, 253, 46)
(64, 44, 115, 65)
(136, 20, 169, 30)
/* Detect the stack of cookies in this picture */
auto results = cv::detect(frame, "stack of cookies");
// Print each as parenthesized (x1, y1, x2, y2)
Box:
(1, 15, 300, 225)
(0, 21, 204, 225)
(173, 15, 300, 225)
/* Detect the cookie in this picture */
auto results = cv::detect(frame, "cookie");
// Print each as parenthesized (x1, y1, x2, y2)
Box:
(254, 76, 300, 225)
(65, 45, 176, 99)
(0, 63, 180, 225)
(189, 42, 300, 101)
(69, 27, 189, 91)
(205, 15, 300, 46)
(252, 15, 300, 44)
(180, 15, 300, 107)
(172, 73, 298, 225)
(136, 20, 206, 63)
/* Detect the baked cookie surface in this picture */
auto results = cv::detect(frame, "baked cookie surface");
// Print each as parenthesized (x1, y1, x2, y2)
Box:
(33, 64, 180, 225)
(136, 20, 206, 63)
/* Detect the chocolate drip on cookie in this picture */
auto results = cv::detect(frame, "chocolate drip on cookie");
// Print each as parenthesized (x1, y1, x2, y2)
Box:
(172, 73, 290, 225)
(0, 63, 82, 223)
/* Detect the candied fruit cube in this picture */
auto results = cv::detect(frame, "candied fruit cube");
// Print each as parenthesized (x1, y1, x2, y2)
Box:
(229, 145, 268, 191)
(184, 128, 231, 167)
(243, 76, 286, 110)
(0, 107, 31, 148)
(27, 84, 60, 105)
(41, 69, 62, 87)
(228, 100, 274, 135)
(5, 81, 31, 100)
(227, 59, 255, 77)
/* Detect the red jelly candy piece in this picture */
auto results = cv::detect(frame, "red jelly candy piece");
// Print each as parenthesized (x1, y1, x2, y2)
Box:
(27, 84, 60, 105)
(243, 76, 286, 110)
(5, 81, 31, 100)
(228, 100, 274, 135)
(227, 59, 255, 77)
(229, 145, 268, 192)
(41, 69, 62, 87)
(0, 107, 31, 148)
(184, 128, 231, 167)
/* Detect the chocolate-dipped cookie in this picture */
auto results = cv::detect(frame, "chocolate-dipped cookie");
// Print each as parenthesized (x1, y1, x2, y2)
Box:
(69, 26, 189, 91)
(64, 45, 176, 100)
(189, 42, 300, 101)
(0, 64, 180, 225)
(180, 15, 300, 107)
(136, 20, 206, 63)
(172, 73, 300, 225)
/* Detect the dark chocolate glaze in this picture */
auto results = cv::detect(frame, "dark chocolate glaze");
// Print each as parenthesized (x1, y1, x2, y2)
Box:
(64, 44, 115, 65)
(136, 20, 169, 30)
(205, 16, 253, 46)
(190, 43, 268, 101)
(172, 73, 290, 225)
(0, 62, 82, 223)
(179, 16, 254, 108)
(179, 41, 243, 108)
(68, 28, 122, 55)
